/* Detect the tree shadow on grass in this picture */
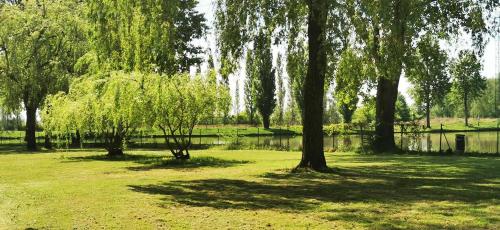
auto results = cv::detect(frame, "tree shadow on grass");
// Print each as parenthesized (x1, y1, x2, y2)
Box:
(127, 157, 252, 171)
(128, 156, 500, 228)
(0, 144, 59, 155)
(64, 154, 252, 170)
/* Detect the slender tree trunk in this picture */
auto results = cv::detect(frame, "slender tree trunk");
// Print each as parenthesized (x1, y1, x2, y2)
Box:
(426, 100, 431, 129)
(297, 0, 328, 171)
(464, 93, 469, 126)
(373, 77, 399, 152)
(25, 105, 37, 151)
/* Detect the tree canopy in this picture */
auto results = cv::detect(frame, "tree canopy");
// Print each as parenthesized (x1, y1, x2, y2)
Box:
(0, 0, 87, 150)
(407, 35, 450, 128)
(146, 73, 223, 159)
(450, 50, 487, 126)
(42, 72, 147, 155)
(345, 0, 497, 151)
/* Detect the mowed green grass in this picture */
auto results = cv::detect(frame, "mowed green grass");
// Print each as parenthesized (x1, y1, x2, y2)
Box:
(0, 149, 499, 229)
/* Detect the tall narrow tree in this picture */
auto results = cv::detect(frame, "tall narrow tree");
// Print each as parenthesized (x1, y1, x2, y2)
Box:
(275, 53, 286, 125)
(450, 50, 486, 126)
(254, 31, 276, 129)
(244, 50, 258, 125)
(175, 0, 207, 72)
(335, 48, 365, 123)
(297, 0, 329, 170)
(407, 35, 450, 128)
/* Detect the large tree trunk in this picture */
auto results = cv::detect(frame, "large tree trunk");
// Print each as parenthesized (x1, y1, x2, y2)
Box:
(44, 134, 52, 149)
(106, 134, 124, 156)
(107, 148, 124, 156)
(25, 105, 37, 151)
(71, 130, 81, 147)
(297, 0, 328, 171)
(263, 116, 270, 129)
(373, 77, 399, 152)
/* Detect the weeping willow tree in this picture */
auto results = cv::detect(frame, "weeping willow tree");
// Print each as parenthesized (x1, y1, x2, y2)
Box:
(0, 0, 88, 150)
(145, 73, 227, 159)
(86, 0, 206, 75)
(42, 72, 147, 156)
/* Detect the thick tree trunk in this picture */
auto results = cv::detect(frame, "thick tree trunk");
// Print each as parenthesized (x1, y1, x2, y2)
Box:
(71, 130, 81, 147)
(297, 0, 328, 171)
(106, 134, 124, 156)
(44, 134, 52, 149)
(263, 116, 270, 129)
(25, 105, 37, 151)
(373, 77, 399, 152)
(107, 148, 124, 156)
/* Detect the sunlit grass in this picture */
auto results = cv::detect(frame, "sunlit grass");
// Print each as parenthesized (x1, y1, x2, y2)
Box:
(0, 149, 498, 229)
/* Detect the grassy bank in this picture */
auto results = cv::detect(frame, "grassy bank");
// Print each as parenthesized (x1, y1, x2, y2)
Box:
(0, 149, 498, 229)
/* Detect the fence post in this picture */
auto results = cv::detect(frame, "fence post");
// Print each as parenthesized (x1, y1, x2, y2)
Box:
(497, 121, 499, 155)
(287, 125, 290, 151)
(141, 130, 144, 148)
(400, 124, 404, 150)
(257, 127, 260, 147)
(217, 128, 220, 145)
(236, 128, 239, 145)
(199, 129, 202, 145)
(439, 124, 443, 153)
(279, 126, 282, 148)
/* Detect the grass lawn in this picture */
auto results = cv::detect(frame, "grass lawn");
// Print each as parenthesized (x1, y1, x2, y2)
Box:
(425, 118, 499, 132)
(0, 149, 499, 229)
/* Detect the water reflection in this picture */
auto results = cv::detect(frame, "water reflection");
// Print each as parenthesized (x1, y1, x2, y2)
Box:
(21, 131, 499, 154)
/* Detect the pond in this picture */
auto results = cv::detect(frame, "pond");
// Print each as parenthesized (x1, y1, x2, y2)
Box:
(127, 131, 500, 154)
(2, 131, 498, 154)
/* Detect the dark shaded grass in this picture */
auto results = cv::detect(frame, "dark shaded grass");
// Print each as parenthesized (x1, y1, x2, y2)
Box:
(64, 153, 252, 171)
(129, 154, 500, 228)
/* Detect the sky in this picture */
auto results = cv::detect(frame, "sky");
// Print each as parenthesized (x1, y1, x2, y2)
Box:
(195, 1, 500, 111)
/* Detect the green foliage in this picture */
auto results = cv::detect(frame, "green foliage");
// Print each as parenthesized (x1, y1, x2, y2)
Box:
(0, 0, 88, 149)
(395, 94, 411, 122)
(174, 0, 207, 72)
(470, 79, 500, 118)
(431, 93, 457, 118)
(244, 50, 258, 125)
(346, 0, 497, 149)
(87, 0, 206, 74)
(252, 31, 276, 129)
(42, 72, 147, 154)
(88, 0, 177, 73)
(407, 35, 450, 126)
(352, 97, 376, 126)
(0, 0, 87, 111)
(286, 41, 307, 118)
(450, 50, 487, 125)
(274, 53, 286, 125)
(146, 73, 223, 159)
(324, 96, 342, 125)
(334, 48, 366, 123)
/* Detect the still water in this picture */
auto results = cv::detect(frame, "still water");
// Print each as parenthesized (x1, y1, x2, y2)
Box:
(128, 131, 500, 154)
